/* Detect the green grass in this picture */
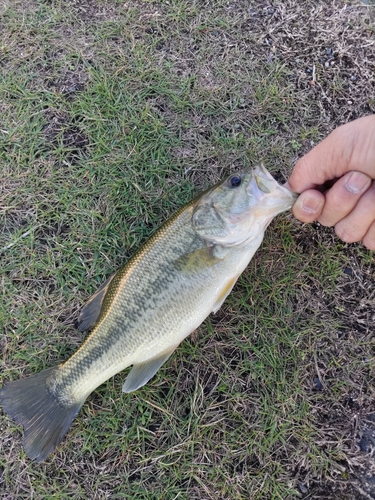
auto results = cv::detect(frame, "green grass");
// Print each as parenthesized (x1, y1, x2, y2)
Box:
(1, 0, 375, 499)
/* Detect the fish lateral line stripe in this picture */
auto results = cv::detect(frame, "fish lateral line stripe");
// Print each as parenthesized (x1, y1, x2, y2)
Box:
(0, 165, 298, 462)
(78, 186, 221, 339)
(96, 201, 197, 324)
(68, 201, 198, 359)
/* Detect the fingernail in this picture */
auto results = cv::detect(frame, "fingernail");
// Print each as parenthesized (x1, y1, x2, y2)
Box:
(302, 197, 322, 214)
(345, 172, 371, 194)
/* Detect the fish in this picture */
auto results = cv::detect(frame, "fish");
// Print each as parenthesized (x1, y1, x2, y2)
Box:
(0, 164, 297, 462)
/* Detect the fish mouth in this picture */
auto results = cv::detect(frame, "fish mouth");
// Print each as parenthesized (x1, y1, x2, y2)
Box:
(253, 164, 275, 194)
(246, 164, 298, 211)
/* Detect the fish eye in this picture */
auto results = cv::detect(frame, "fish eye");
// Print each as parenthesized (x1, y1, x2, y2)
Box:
(229, 175, 242, 188)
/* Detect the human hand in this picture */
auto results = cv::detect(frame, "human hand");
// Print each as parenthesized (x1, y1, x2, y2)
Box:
(287, 115, 375, 250)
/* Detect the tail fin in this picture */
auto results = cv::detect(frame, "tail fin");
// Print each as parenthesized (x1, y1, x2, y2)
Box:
(0, 367, 83, 462)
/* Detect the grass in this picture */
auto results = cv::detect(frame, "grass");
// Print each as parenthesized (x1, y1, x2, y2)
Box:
(1, 0, 375, 498)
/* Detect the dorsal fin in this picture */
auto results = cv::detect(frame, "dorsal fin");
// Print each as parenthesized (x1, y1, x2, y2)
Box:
(77, 274, 115, 331)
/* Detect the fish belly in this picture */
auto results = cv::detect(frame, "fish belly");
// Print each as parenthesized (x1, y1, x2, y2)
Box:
(51, 234, 262, 404)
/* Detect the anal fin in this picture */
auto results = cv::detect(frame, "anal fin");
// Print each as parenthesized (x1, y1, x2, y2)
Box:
(122, 346, 178, 393)
(77, 274, 115, 332)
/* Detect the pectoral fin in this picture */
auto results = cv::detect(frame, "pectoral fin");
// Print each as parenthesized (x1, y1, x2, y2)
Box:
(175, 247, 224, 274)
(122, 346, 178, 393)
(77, 274, 115, 332)
(212, 275, 239, 314)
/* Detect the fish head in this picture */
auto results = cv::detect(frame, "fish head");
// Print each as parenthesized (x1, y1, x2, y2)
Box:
(192, 164, 298, 246)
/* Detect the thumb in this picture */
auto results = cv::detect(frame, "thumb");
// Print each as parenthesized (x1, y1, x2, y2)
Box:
(288, 115, 375, 193)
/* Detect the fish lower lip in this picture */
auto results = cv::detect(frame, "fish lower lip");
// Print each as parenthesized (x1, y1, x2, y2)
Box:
(254, 173, 272, 193)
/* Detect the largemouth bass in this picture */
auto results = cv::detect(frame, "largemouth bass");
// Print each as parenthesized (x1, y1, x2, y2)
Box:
(0, 164, 297, 462)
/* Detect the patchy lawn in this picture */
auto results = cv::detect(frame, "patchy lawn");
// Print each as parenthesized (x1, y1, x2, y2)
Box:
(1, 0, 375, 498)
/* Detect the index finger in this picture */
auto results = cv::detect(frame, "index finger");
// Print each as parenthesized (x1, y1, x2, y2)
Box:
(288, 115, 375, 193)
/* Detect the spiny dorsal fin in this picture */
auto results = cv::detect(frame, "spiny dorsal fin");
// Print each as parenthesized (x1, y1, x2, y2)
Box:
(122, 345, 178, 393)
(77, 274, 115, 332)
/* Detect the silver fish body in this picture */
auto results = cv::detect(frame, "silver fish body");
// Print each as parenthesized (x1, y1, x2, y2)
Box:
(0, 164, 297, 462)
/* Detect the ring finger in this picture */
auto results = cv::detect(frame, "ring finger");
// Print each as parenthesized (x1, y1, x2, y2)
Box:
(363, 220, 375, 250)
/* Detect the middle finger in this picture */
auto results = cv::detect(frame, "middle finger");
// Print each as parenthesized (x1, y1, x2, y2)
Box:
(318, 171, 372, 227)
(334, 180, 375, 243)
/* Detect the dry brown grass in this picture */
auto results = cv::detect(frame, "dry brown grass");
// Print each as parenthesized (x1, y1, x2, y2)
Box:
(1, 0, 375, 498)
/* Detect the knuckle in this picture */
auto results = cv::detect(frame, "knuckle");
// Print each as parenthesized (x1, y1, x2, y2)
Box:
(318, 214, 334, 227)
(334, 224, 360, 243)
(318, 206, 343, 227)
(329, 189, 354, 210)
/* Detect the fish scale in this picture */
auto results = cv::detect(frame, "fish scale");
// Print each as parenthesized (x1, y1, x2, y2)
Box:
(0, 164, 297, 462)
(49, 204, 209, 403)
